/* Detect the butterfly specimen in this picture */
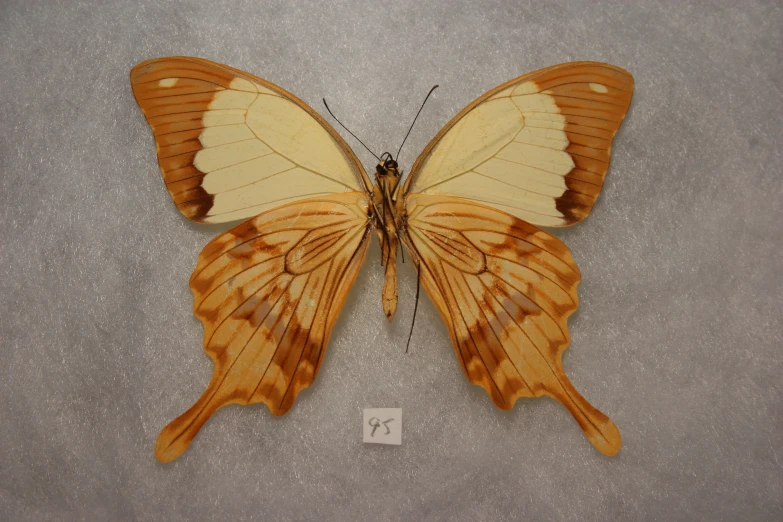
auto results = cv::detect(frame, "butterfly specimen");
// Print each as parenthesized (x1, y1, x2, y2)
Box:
(130, 57, 634, 462)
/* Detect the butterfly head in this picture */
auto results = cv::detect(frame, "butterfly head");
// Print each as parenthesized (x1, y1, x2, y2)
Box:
(376, 153, 400, 179)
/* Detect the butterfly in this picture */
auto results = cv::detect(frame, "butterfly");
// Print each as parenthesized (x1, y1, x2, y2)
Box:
(130, 57, 634, 462)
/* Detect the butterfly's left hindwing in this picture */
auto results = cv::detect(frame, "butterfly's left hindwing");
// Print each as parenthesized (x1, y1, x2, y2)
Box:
(155, 192, 372, 462)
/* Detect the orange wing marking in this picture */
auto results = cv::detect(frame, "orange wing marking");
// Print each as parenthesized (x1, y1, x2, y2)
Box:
(404, 193, 621, 455)
(154, 192, 371, 462)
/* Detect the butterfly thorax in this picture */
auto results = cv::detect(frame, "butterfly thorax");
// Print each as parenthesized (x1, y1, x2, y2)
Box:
(373, 157, 405, 321)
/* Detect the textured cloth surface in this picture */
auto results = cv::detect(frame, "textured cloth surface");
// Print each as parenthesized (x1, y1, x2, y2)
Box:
(1, 1, 781, 520)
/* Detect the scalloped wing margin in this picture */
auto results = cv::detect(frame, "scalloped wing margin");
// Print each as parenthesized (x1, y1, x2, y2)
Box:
(403, 193, 621, 455)
(154, 192, 372, 462)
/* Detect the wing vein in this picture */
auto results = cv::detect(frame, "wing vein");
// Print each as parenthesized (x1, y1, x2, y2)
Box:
(441, 267, 506, 403)
(169, 276, 292, 448)
(488, 265, 571, 343)
(198, 261, 287, 345)
(242, 120, 358, 192)
(278, 260, 332, 408)
(249, 272, 312, 400)
(191, 217, 357, 282)
(470, 274, 534, 394)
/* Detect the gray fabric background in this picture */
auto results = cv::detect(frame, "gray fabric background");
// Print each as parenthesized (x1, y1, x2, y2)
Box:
(1, 0, 781, 520)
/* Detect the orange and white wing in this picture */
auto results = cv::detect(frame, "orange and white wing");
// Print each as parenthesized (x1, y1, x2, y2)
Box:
(403, 194, 620, 455)
(155, 192, 372, 462)
(404, 62, 633, 227)
(130, 57, 372, 223)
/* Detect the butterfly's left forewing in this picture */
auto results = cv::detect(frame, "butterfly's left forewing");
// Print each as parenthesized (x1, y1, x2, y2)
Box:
(131, 57, 372, 224)
(155, 192, 372, 462)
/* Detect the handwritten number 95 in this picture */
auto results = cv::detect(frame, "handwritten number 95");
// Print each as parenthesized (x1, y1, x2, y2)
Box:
(368, 417, 394, 437)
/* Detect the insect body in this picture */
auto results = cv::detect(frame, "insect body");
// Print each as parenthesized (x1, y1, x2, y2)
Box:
(373, 156, 405, 320)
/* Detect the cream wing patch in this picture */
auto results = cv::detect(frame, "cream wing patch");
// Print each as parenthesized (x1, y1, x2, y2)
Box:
(244, 95, 361, 190)
(158, 78, 178, 87)
(411, 82, 573, 227)
(406, 62, 634, 227)
(130, 57, 369, 224)
(192, 79, 360, 223)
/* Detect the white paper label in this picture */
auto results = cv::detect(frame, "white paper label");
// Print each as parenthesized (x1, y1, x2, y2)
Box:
(362, 408, 402, 445)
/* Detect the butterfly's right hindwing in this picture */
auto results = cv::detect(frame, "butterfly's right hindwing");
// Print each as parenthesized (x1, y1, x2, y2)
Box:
(402, 194, 621, 455)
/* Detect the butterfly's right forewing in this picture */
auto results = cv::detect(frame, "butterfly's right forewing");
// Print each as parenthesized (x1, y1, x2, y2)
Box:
(404, 62, 633, 228)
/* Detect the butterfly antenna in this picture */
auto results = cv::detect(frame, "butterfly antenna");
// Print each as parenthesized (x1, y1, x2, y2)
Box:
(405, 273, 421, 354)
(323, 98, 381, 161)
(396, 84, 439, 161)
